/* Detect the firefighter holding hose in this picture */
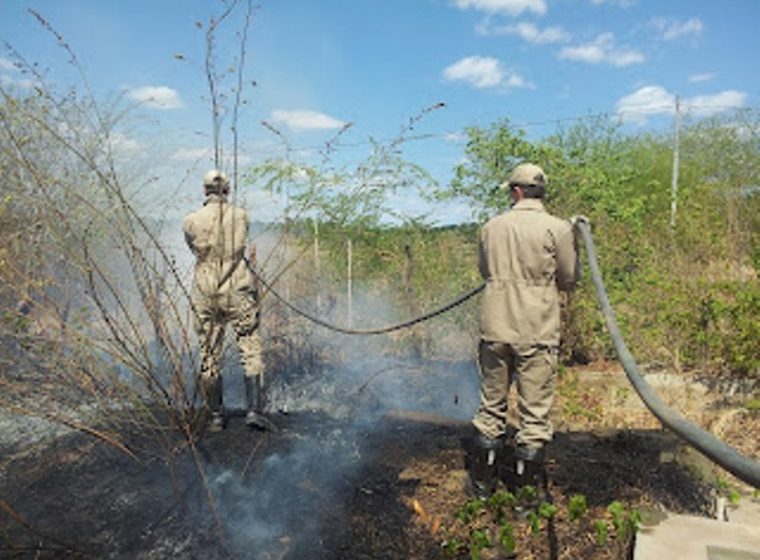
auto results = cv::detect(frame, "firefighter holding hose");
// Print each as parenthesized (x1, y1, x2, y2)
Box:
(184, 169, 273, 432)
(470, 163, 581, 499)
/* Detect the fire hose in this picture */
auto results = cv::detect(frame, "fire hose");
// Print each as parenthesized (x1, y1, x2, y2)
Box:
(577, 219, 760, 489)
(244, 223, 760, 488)
(245, 257, 484, 335)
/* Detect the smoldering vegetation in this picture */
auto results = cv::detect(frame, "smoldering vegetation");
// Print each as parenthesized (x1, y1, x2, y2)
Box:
(0, 221, 482, 559)
(0, 39, 481, 557)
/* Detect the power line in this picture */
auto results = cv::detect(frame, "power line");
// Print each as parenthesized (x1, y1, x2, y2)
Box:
(227, 104, 760, 159)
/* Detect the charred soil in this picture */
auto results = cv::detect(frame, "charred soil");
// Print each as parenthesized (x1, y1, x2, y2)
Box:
(0, 405, 717, 559)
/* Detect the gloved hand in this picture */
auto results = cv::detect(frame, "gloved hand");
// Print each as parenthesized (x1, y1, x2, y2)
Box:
(570, 215, 590, 228)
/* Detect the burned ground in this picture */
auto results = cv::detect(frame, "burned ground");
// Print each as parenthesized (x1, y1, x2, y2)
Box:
(0, 417, 713, 559)
(1, 362, 753, 559)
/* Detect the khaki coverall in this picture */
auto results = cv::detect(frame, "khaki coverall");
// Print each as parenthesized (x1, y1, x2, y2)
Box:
(184, 194, 264, 382)
(473, 198, 578, 449)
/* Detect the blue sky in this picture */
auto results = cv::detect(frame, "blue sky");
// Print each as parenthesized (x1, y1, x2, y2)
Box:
(1, 0, 759, 226)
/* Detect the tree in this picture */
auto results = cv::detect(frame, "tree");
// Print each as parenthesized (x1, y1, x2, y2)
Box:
(435, 119, 557, 222)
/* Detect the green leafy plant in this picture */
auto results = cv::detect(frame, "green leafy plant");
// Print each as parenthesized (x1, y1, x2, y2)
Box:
(715, 476, 742, 507)
(744, 397, 760, 416)
(526, 511, 542, 535)
(568, 494, 588, 521)
(487, 491, 516, 523)
(516, 485, 538, 503)
(447, 491, 645, 557)
(498, 500, 553, 540)
(456, 498, 485, 524)
(487, 491, 517, 511)
(728, 490, 741, 506)
(445, 537, 463, 556)
(608, 501, 628, 540)
(716, 476, 729, 492)
(538, 501, 558, 520)
(498, 521, 516, 555)
(469, 529, 491, 560)
(594, 519, 609, 546)
(629, 509, 642, 534)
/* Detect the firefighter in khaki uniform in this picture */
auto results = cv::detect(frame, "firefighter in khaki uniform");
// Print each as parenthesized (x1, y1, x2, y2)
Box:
(184, 170, 272, 432)
(470, 163, 580, 499)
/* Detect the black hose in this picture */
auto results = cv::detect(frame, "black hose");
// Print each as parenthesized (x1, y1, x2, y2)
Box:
(245, 258, 484, 335)
(577, 220, 760, 489)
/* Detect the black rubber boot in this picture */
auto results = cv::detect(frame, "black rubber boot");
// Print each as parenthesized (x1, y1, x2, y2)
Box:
(469, 434, 500, 500)
(244, 376, 276, 432)
(204, 377, 225, 432)
(513, 445, 547, 504)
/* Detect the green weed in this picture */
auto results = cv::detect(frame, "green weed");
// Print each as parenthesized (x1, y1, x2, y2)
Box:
(568, 494, 588, 521)
(594, 519, 609, 546)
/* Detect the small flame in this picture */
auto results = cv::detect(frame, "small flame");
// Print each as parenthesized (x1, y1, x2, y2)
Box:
(412, 498, 429, 521)
(409, 498, 441, 534)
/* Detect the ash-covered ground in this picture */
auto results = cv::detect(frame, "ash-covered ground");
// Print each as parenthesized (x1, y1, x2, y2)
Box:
(1, 360, 727, 560)
(0, 360, 481, 559)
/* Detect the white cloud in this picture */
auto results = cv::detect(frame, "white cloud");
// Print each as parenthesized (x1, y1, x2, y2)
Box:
(684, 90, 746, 116)
(590, 0, 636, 7)
(559, 33, 644, 67)
(444, 131, 467, 142)
(169, 147, 255, 167)
(453, 0, 546, 16)
(443, 56, 531, 90)
(688, 72, 715, 83)
(616, 86, 674, 122)
(479, 21, 569, 43)
(230, 154, 254, 167)
(0, 74, 38, 90)
(608, 49, 645, 67)
(171, 147, 211, 161)
(616, 85, 746, 123)
(0, 56, 34, 89)
(108, 132, 140, 153)
(0, 57, 17, 71)
(269, 109, 346, 132)
(650, 17, 703, 41)
(504, 73, 530, 88)
(127, 86, 184, 109)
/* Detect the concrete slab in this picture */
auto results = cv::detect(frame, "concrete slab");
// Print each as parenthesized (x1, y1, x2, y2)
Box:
(707, 544, 760, 560)
(635, 514, 760, 560)
(728, 499, 760, 526)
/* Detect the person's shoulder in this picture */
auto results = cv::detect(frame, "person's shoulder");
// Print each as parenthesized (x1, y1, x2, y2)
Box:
(481, 212, 508, 233)
(489, 210, 513, 225)
(542, 211, 572, 235)
(183, 208, 199, 228)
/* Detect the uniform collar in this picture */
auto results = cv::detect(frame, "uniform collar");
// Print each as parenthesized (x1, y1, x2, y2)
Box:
(204, 194, 228, 205)
(510, 198, 546, 212)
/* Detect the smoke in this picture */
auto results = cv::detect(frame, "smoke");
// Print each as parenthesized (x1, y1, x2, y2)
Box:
(192, 264, 480, 558)
(153, 209, 480, 558)
(206, 424, 365, 559)
(202, 358, 478, 559)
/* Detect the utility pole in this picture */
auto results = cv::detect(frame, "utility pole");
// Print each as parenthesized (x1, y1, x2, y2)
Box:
(347, 239, 353, 327)
(670, 94, 681, 231)
(313, 218, 321, 313)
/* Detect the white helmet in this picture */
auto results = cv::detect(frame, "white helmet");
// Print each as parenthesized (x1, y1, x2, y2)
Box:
(203, 169, 229, 190)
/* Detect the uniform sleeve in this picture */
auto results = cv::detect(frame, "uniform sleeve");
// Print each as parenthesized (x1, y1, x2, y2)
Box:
(243, 208, 251, 239)
(183, 215, 196, 253)
(478, 228, 489, 280)
(555, 221, 579, 292)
